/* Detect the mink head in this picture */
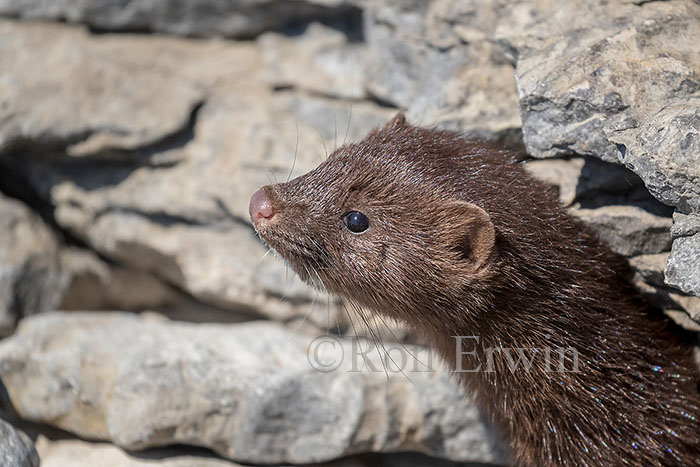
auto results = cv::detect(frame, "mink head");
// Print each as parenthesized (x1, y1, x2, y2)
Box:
(248, 114, 529, 328)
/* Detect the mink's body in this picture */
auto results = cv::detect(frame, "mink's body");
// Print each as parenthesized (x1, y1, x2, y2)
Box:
(249, 114, 700, 466)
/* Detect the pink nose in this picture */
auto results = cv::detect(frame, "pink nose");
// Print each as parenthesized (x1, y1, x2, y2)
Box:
(249, 188, 275, 224)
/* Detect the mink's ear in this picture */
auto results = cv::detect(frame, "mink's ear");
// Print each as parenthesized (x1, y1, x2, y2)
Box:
(385, 112, 408, 130)
(439, 201, 496, 274)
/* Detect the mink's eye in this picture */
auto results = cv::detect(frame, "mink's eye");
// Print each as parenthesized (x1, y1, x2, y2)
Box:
(343, 211, 370, 234)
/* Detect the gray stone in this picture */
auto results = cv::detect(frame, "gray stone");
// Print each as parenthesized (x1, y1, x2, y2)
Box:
(571, 205, 672, 257)
(0, 20, 393, 326)
(0, 20, 208, 155)
(58, 248, 182, 312)
(524, 156, 645, 206)
(630, 253, 670, 288)
(57, 248, 248, 325)
(513, 0, 699, 163)
(0, 192, 65, 336)
(666, 212, 700, 296)
(629, 252, 700, 331)
(258, 23, 366, 99)
(0, 312, 506, 465)
(611, 96, 700, 215)
(362, 0, 522, 145)
(0, 0, 360, 39)
(510, 0, 700, 296)
(524, 157, 585, 205)
(36, 437, 242, 467)
(0, 418, 39, 467)
(35, 437, 488, 467)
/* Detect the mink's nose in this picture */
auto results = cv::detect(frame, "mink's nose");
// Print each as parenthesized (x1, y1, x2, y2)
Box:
(249, 188, 275, 224)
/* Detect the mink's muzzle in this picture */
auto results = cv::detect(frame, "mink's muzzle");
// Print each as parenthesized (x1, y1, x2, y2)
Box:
(250, 184, 332, 290)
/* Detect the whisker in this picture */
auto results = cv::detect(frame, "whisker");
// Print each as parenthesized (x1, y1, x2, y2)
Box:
(343, 53, 354, 146)
(340, 301, 374, 371)
(289, 279, 324, 335)
(352, 301, 417, 387)
(286, 121, 300, 183)
(347, 301, 392, 384)
(372, 309, 431, 373)
(258, 247, 274, 263)
(264, 170, 275, 185)
(333, 112, 338, 153)
(314, 126, 329, 163)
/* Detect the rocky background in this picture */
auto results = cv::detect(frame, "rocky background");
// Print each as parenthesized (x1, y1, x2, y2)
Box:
(0, 0, 698, 466)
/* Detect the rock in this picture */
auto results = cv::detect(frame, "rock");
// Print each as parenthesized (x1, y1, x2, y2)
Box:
(637, 280, 700, 332)
(34, 437, 493, 467)
(612, 93, 700, 216)
(58, 248, 183, 312)
(0, 20, 209, 155)
(513, 0, 699, 163)
(0, 418, 39, 467)
(629, 252, 700, 331)
(524, 155, 675, 260)
(258, 22, 365, 99)
(0, 0, 362, 39)
(630, 253, 670, 288)
(36, 437, 241, 467)
(666, 212, 700, 296)
(0, 312, 505, 465)
(571, 205, 672, 257)
(0, 193, 65, 336)
(0, 20, 393, 326)
(362, 0, 522, 146)
(524, 156, 644, 206)
(524, 157, 585, 205)
(511, 0, 700, 295)
(665, 308, 700, 333)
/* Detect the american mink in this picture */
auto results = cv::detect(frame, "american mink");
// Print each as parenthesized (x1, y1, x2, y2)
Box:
(249, 114, 700, 465)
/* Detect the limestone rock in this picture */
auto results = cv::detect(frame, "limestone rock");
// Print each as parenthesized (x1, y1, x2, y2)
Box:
(258, 23, 365, 99)
(0, 0, 361, 39)
(513, 0, 699, 162)
(36, 438, 241, 467)
(362, 0, 522, 145)
(0, 312, 505, 465)
(524, 158, 585, 206)
(0, 193, 65, 336)
(666, 212, 700, 296)
(58, 248, 183, 312)
(631, 253, 671, 288)
(630, 252, 700, 331)
(35, 437, 494, 467)
(0, 20, 209, 155)
(524, 156, 645, 206)
(0, 418, 39, 467)
(511, 0, 700, 295)
(0, 20, 392, 326)
(572, 205, 672, 257)
(611, 91, 700, 216)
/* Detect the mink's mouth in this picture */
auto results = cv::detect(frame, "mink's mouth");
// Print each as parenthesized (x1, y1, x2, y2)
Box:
(255, 227, 331, 289)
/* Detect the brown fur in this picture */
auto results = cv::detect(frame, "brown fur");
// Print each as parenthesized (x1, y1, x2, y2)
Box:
(252, 114, 700, 465)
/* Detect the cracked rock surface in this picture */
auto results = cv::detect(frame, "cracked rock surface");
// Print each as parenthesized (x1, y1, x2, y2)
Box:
(0, 19, 393, 327)
(0, 192, 65, 337)
(0, 418, 39, 467)
(0, 0, 362, 39)
(509, 0, 700, 296)
(0, 312, 505, 465)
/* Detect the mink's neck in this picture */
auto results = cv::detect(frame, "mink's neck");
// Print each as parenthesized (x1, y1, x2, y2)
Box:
(425, 265, 700, 465)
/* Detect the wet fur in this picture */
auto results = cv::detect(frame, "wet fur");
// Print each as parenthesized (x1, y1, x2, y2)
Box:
(253, 115, 700, 465)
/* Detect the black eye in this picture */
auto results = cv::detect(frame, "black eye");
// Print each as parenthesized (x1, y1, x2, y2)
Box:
(343, 211, 370, 233)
